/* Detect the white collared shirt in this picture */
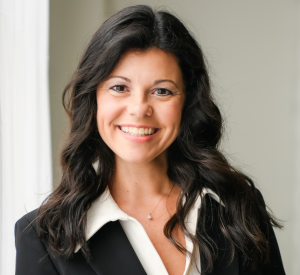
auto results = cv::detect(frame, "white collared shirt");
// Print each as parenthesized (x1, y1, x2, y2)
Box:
(75, 187, 222, 275)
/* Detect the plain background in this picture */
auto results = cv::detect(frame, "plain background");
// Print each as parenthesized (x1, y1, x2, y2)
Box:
(49, 1, 300, 274)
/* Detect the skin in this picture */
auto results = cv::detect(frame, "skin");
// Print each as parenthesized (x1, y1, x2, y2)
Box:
(96, 47, 186, 275)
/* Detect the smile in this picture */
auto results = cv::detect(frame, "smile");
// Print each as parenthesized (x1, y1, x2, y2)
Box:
(118, 126, 158, 136)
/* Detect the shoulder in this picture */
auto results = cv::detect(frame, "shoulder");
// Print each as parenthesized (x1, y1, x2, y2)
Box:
(14, 208, 40, 253)
(202, 187, 274, 235)
(15, 209, 60, 275)
(15, 208, 39, 236)
(200, 187, 286, 273)
(15, 208, 39, 226)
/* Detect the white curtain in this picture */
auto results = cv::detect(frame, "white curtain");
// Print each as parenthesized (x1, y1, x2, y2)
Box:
(0, 0, 52, 274)
(295, 3, 300, 274)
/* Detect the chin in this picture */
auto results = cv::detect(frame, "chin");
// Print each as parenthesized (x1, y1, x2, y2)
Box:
(116, 152, 157, 164)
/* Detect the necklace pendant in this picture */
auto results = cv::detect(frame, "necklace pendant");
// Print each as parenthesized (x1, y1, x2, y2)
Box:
(147, 213, 152, 220)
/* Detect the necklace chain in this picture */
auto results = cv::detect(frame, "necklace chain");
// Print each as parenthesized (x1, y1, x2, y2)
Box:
(114, 180, 174, 220)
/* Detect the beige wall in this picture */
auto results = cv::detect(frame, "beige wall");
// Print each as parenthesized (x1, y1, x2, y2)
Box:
(49, 0, 107, 185)
(50, 1, 299, 273)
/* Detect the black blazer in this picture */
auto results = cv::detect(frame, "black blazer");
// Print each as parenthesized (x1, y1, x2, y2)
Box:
(15, 195, 286, 275)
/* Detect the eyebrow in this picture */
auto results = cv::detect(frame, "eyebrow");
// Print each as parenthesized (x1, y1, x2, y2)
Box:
(106, 75, 179, 89)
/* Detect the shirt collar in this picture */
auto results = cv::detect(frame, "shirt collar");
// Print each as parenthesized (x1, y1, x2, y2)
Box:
(74, 186, 223, 253)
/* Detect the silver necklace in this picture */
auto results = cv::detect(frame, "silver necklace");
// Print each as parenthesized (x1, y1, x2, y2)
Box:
(114, 181, 174, 220)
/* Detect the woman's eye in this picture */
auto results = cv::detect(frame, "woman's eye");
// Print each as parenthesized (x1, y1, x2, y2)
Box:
(154, 88, 173, 96)
(110, 85, 127, 92)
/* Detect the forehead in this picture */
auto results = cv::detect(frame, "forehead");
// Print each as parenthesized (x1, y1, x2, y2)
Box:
(108, 48, 184, 86)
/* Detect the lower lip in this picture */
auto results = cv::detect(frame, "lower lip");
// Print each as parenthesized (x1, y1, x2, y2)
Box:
(117, 126, 160, 143)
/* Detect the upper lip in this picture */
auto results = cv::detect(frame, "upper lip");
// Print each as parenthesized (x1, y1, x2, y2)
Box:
(117, 124, 159, 129)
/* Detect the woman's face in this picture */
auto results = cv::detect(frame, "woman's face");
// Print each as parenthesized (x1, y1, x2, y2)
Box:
(96, 48, 185, 164)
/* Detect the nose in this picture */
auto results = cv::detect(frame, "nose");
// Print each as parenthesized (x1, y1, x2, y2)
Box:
(128, 91, 152, 118)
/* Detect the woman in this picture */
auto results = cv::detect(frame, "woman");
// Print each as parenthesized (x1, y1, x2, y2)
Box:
(15, 5, 285, 275)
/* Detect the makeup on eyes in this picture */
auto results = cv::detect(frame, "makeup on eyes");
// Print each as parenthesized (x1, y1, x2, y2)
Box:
(109, 84, 174, 96)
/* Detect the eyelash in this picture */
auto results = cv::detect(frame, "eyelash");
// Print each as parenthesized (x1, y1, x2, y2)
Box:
(109, 85, 174, 96)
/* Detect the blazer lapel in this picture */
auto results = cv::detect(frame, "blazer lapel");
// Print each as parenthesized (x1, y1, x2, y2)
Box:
(45, 221, 146, 275)
(87, 221, 147, 275)
(50, 249, 97, 275)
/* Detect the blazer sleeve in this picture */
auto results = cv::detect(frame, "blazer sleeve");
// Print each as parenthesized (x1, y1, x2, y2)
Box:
(15, 210, 59, 275)
(240, 189, 286, 275)
(258, 190, 286, 275)
(262, 222, 286, 275)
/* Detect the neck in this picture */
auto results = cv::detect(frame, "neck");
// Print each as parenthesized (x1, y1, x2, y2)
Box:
(109, 152, 174, 204)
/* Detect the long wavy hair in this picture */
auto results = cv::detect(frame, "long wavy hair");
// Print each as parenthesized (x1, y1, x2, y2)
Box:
(36, 5, 281, 272)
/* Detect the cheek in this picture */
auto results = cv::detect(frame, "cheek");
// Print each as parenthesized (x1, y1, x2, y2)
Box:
(96, 94, 123, 132)
(159, 100, 184, 130)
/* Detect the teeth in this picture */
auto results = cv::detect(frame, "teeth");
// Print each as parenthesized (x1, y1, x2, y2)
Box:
(133, 128, 139, 134)
(138, 128, 144, 135)
(120, 126, 156, 136)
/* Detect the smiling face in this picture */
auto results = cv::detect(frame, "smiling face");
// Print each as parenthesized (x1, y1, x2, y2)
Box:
(96, 48, 185, 164)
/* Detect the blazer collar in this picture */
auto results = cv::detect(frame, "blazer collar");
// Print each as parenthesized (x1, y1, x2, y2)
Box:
(75, 186, 223, 253)
(74, 187, 128, 252)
